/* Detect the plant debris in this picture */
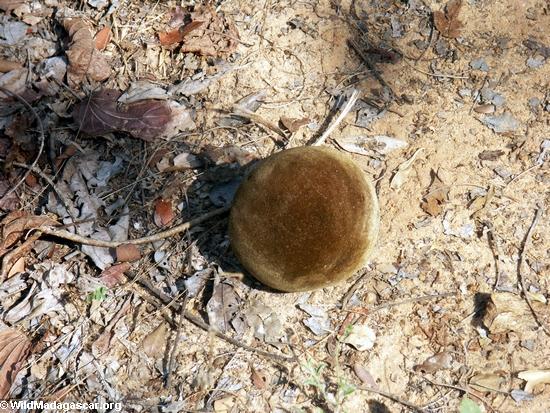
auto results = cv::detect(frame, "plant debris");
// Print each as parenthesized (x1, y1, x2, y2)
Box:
(433, 0, 463, 39)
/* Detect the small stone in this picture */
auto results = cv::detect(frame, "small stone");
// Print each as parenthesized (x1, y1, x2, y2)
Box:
(520, 339, 535, 351)
(492, 93, 506, 107)
(458, 88, 472, 98)
(528, 97, 540, 110)
(470, 58, 489, 71)
(526, 55, 545, 68)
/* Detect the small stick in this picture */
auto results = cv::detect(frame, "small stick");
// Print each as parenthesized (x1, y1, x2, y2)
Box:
(311, 89, 360, 146)
(165, 295, 187, 388)
(0, 86, 46, 199)
(39, 206, 230, 247)
(517, 206, 549, 336)
(129, 272, 296, 363)
(421, 378, 495, 413)
(358, 385, 426, 412)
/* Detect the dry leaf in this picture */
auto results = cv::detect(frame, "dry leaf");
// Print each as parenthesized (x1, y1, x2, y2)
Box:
(353, 364, 378, 387)
(251, 367, 268, 390)
(478, 150, 505, 161)
(433, 0, 463, 38)
(0, 328, 31, 399)
(469, 372, 505, 392)
(153, 198, 175, 227)
(204, 144, 257, 166)
(280, 116, 310, 133)
(482, 292, 540, 334)
(413, 352, 453, 373)
(180, 5, 239, 56)
(0, 173, 19, 212)
(0, 0, 23, 11)
(141, 323, 169, 357)
(518, 370, 550, 393)
(99, 262, 130, 287)
(94, 26, 111, 51)
(116, 244, 141, 262)
(213, 396, 235, 412)
(420, 170, 449, 216)
(1, 213, 56, 253)
(343, 324, 376, 351)
(159, 21, 204, 46)
(72, 89, 172, 140)
(0, 59, 23, 73)
(7, 256, 25, 278)
(390, 148, 423, 190)
(63, 18, 111, 87)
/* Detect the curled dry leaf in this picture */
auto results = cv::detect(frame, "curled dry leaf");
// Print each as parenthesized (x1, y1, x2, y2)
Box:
(153, 198, 175, 227)
(94, 26, 111, 51)
(481, 292, 540, 334)
(421, 170, 449, 217)
(180, 5, 239, 56)
(63, 18, 110, 87)
(115, 244, 141, 262)
(433, 0, 463, 38)
(141, 323, 169, 358)
(518, 369, 550, 393)
(413, 351, 453, 373)
(1, 212, 57, 253)
(99, 262, 130, 287)
(390, 148, 423, 190)
(72, 89, 172, 140)
(159, 20, 204, 47)
(0, 328, 31, 399)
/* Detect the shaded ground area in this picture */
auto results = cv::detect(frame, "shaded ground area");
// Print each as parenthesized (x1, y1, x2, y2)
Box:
(0, 0, 549, 412)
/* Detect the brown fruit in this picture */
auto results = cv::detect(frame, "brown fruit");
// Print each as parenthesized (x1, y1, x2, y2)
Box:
(229, 146, 379, 292)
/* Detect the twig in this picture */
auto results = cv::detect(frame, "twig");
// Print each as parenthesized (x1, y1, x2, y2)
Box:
(345, 292, 456, 315)
(358, 385, 426, 412)
(165, 295, 187, 388)
(232, 105, 288, 140)
(129, 272, 296, 363)
(311, 89, 360, 146)
(0, 86, 46, 199)
(39, 206, 230, 247)
(421, 377, 495, 413)
(517, 206, 549, 336)
(403, 58, 469, 79)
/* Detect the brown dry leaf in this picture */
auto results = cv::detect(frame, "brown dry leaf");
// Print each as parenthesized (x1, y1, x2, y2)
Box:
(353, 363, 378, 388)
(94, 26, 111, 51)
(0, 173, 19, 212)
(181, 5, 239, 56)
(99, 263, 130, 287)
(433, 0, 463, 38)
(421, 170, 449, 216)
(116, 244, 141, 262)
(470, 185, 495, 218)
(518, 370, 550, 393)
(478, 150, 505, 161)
(72, 89, 172, 140)
(0, 328, 31, 399)
(1, 213, 56, 252)
(159, 21, 204, 46)
(413, 351, 453, 373)
(7, 256, 24, 278)
(280, 116, 310, 133)
(204, 144, 257, 166)
(0, 0, 23, 11)
(141, 323, 169, 357)
(0, 59, 23, 73)
(469, 372, 505, 393)
(153, 198, 175, 227)
(63, 18, 111, 87)
(251, 367, 268, 390)
(390, 148, 423, 190)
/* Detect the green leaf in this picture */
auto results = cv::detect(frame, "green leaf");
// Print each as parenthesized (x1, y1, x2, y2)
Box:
(87, 286, 107, 303)
(459, 396, 482, 413)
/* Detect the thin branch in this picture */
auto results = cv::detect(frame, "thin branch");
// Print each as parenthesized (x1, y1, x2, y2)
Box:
(39, 206, 230, 247)
(517, 206, 549, 336)
(311, 89, 360, 146)
(0, 86, 46, 199)
(358, 385, 426, 412)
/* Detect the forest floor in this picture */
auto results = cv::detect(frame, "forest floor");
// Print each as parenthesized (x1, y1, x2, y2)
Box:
(0, 0, 549, 412)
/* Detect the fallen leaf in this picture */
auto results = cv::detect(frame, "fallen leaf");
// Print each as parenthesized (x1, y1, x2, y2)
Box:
(469, 372, 505, 392)
(116, 244, 141, 262)
(336, 135, 408, 157)
(482, 112, 520, 134)
(280, 116, 310, 133)
(213, 396, 235, 412)
(0, 68, 28, 99)
(251, 367, 268, 390)
(204, 145, 257, 166)
(0, 173, 19, 211)
(180, 5, 239, 56)
(158, 21, 204, 46)
(420, 170, 449, 216)
(518, 370, 550, 393)
(481, 292, 540, 334)
(63, 18, 111, 87)
(99, 263, 130, 287)
(474, 103, 495, 114)
(343, 324, 376, 351)
(478, 150, 505, 161)
(94, 26, 111, 50)
(0, 0, 24, 11)
(141, 323, 169, 357)
(0, 328, 31, 399)
(7, 256, 25, 278)
(0, 59, 22, 73)
(390, 148, 423, 190)
(413, 352, 453, 373)
(1, 213, 56, 253)
(153, 198, 175, 227)
(433, 0, 463, 38)
(207, 281, 241, 333)
(353, 364, 378, 388)
(72, 89, 172, 140)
